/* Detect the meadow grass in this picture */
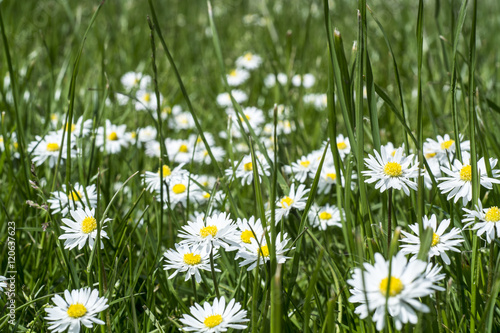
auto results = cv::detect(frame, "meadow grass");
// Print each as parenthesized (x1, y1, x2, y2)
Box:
(1, 0, 500, 332)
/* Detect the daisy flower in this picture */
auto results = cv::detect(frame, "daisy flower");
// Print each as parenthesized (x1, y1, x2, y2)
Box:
(0, 276, 8, 293)
(273, 183, 310, 223)
(56, 116, 93, 138)
(136, 126, 157, 144)
(95, 120, 129, 154)
(216, 90, 248, 108)
(291, 73, 315, 88)
(263, 73, 287, 88)
(180, 297, 249, 332)
(400, 214, 464, 264)
(362, 146, 419, 195)
(28, 131, 77, 167)
(165, 137, 196, 164)
(159, 175, 200, 207)
(45, 287, 109, 333)
(225, 153, 271, 186)
(303, 93, 327, 110)
(463, 199, 500, 243)
(235, 232, 292, 271)
(227, 106, 265, 134)
(284, 153, 318, 183)
(236, 52, 262, 70)
(59, 207, 110, 250)
(438, 156, 500, 205)
(135, 90, 161, 111)
(231, 216, 265, 249)
(178, 212, 238, 252)
(347, 252, 444, 331)
(424, 134, 470, 163)
(121, 71, 150, 90)
(145, 140, 161, 158)
(308, 204, 344, 230)
(173, 111, 196, 130)
(163, 243, 219, 283)
(226, 68, 250, 86)
(48, 183, 98, 216)
(143, 164, 188, 193)
(336, 134, 351, 159)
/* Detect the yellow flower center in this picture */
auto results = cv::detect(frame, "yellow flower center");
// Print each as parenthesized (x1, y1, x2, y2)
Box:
(204, 314, 223, 328)
(383, 162, 402, 177)
(50, 114, 58, 121)
(391, 150, 396, 157)
(459, 165, 472, 182)
(46, 143, 60, 152)
(319, 212, 332, 220)
(485, 206, 500, 222)
(108, 131, 118, 141)
(337, 141, 347, 150)
(68, 190, 82, 201)
(431, 233, 440, 247)
(172, 184, 186, 194)
(183, 253, 202, 265)
(258, 245, 269, 257)
(81, 216, 97, 234)
(244, 53, 253, 61)
(239, 114, 251, 122)
(163, 106, 172, 114)
(179, 144, 189, 153)
(240, 230, 255, 244)
(13, 142, 18, 149)
(203, 192, 210, 199)
(200, 225, 218, 238)
(379, 277, 404, 297)
(130, 131, 137, 138)
(300, 160, 311, 168)
(280, 196, 294, 207)
(67, 303, 87, 318)
(158, 165, 172, 177)
(229, 69, 237, 77)
(441, 140, 455, 150)
(63, 123, 76, 133)
(143, 93, 151, 102)
(243, 162, 253, 172)
(425, 152, 437, 159)
(326, 173, 337, 181)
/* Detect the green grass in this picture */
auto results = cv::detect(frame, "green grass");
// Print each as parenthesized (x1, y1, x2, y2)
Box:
(1, 0, 500, 332)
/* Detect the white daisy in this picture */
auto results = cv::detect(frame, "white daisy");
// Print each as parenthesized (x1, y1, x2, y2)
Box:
(273, 183, 310, 223)
(227, 106, 265, 135)
(135, 89, 161, 111)
(284, 154, 318, 183)
(291, 73, 315, 88)
(159, 175, 201, 207)
(194, 146, 226, 165)
(121, 71, 150, 90)
(163, 243, 219, 283)
(28, 131, 77, 168)
(180, 297, 249, 332)
(137, 126, 157, 144)
(47, 183, 98, 216)
(235, 232, 292, 271)
(263, 73, 287, 88)
(45, 287, 109, 333)
(143, 164, 188, 193)
(400, 214, 464, 265)
(0, 276, 8, 293)
(424, 134, 470, 163)
(56, 116, 93, 138)
(303, 93, 327, 110)
(59, 207, 110, 250)
(347, 252, 444, 331)
(178, 212, 238, 252)
(165, 137, 196, 164)
(225, 153, 271, 186)
(173, 111, 196, 130)
(308, 204, 344, 230)
(216, 90, 248, 108)
(335, 134, 351, 159)
(438, 156, 500, 205)
(463, 199, 500, 243)
(226, 68, 250, 86)
(145, 140, 161, 158)
(95, 120, 129, 154)
(236, 52, 262, 70)
(362, 146, 419, 196)
(231, 216, 265, 249)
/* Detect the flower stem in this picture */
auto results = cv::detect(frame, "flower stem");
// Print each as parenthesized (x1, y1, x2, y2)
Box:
(387, 189, 393, 251)
(210, 247, 220, 299)
(191, 276, 198, 303)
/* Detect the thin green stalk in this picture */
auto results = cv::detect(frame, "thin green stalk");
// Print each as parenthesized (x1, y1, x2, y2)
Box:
(210, 247, 220, 299)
